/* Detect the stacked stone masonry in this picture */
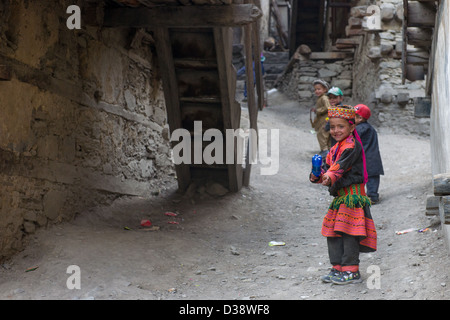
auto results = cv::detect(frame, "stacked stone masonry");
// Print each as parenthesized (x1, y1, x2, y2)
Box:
(276, 0, 430, 137)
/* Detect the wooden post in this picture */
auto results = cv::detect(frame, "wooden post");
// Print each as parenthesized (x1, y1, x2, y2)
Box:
(153, 27, 191, 191)
(214, 27, 242, 192)
(252, 0, 264, 111)
(242, 23, 258, 187)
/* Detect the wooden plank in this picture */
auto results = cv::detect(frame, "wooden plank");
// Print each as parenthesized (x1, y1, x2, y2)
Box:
(98, 4, 262, 28)
(153, 27, 191, 191)
(407, 1, 437, 27)
(336, 38, 361, 46)
(309, 52, 349, 60)
(434, 173, 450, 196)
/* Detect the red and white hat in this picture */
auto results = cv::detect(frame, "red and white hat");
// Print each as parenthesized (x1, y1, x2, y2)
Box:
(354, 104, 371, 120)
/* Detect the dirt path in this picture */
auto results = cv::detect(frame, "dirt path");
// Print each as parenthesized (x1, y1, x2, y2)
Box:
(1, 90, 449, 301)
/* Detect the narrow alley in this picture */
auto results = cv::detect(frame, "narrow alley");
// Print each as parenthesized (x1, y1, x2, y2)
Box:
(1, 90, 448, 301)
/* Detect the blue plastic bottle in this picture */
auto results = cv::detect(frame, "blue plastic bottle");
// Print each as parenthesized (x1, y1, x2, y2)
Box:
(311, 154, 322, 177)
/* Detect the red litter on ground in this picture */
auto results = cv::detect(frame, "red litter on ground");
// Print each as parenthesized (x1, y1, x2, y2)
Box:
(140, 219, 152, 227)
(165, 212, 177, 217)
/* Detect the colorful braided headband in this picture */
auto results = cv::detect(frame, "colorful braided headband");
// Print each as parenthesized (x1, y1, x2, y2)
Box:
(328, 105, 355, 120)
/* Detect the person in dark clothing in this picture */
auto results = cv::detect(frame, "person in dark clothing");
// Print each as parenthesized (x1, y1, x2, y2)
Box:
(236, 54, 265, 101)
(354, 104, 384, 204)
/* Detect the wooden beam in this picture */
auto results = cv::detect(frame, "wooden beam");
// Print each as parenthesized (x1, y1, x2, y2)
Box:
(309, 52, 350, 60)
(406, 27, 433, 47)
(407, 1, 437, 27)
(94, 4, 262, 28)
(0, 65, 12, 81)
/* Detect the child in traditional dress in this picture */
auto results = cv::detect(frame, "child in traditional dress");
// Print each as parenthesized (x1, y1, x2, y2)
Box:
(311, 79, 331, 158)
(354, 104, 384, 204)
(309, 105, 377, 285)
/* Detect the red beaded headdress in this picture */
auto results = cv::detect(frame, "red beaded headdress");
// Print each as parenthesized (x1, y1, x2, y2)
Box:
(328, 105, 355, 119)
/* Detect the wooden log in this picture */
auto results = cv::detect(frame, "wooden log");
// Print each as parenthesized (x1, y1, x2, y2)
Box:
(405, 64, 425, 81)
(406, 51, 429, 65)
(407, 1, 437, 27)
(434, 173, 450, 196)
(406, 27, 433, 47)
(93, 4, 262, 28)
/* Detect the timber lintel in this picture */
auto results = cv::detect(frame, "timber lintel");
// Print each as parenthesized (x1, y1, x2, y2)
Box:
(85, 4, 262, 28)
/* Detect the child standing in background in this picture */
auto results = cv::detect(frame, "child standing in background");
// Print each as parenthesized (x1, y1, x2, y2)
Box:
(325, 87, 344, 148)
(311, 79, 331, 158)
(354, 104, 384, 204)
(310, 105, 377, 285)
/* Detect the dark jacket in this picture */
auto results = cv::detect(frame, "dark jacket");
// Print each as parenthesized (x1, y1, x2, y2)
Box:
(355, 121, 384, 176)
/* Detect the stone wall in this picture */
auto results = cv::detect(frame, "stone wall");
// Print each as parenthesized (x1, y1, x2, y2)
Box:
(275, 0, 430, 136)
(275, 57, 354, 106)
(0, 0, 173, 260)
(351, 0, 430, 136)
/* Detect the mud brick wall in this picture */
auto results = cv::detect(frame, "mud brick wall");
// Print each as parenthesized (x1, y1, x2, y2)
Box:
(0, 0, 173, 260)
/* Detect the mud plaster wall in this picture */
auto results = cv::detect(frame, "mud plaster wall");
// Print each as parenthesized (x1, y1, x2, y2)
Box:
(430, 0, 450, 176)
(0, 0, 174, 260)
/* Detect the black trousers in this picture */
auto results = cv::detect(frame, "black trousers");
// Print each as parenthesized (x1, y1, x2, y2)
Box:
(367, 175, 380, 202)
(327, 233, 360, 268)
